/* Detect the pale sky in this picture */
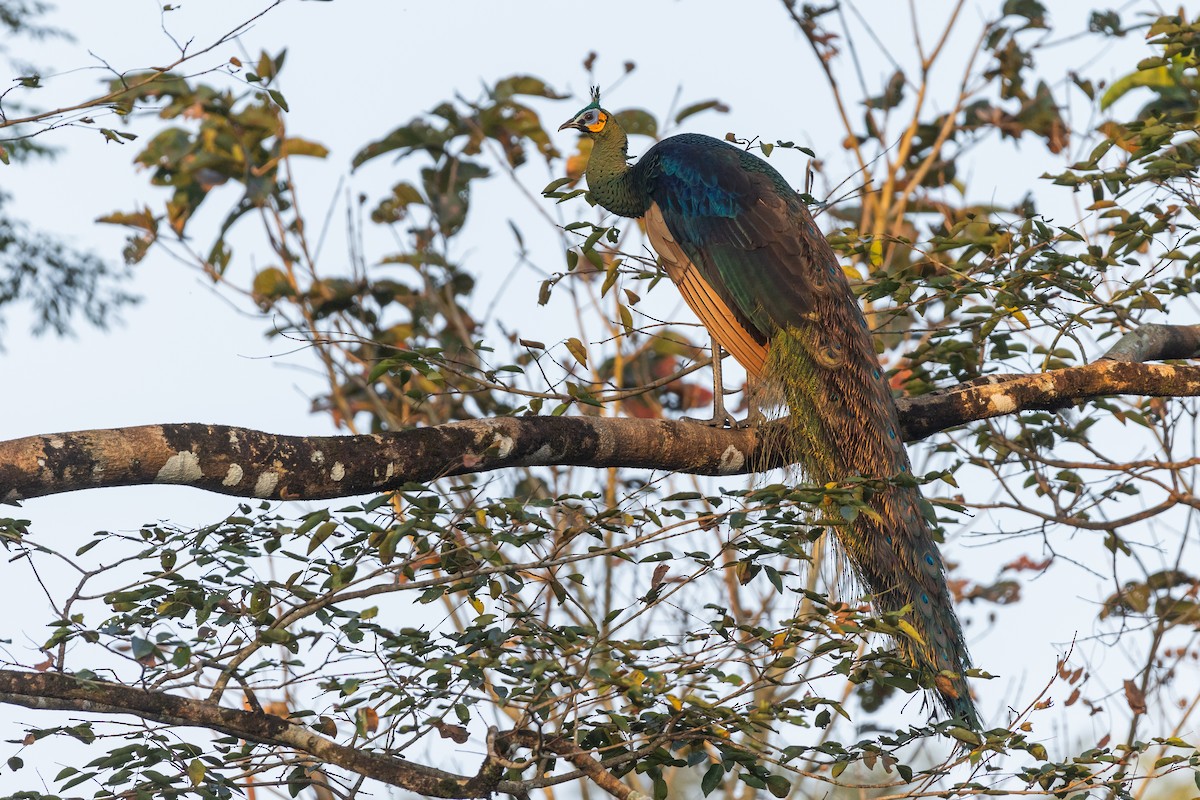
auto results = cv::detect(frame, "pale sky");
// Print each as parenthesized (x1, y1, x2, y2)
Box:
(1, 0, 1185, 790)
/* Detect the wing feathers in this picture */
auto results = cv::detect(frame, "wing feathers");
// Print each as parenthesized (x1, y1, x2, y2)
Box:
(637, 135, 845, 340)
(645, 204, 769, 376)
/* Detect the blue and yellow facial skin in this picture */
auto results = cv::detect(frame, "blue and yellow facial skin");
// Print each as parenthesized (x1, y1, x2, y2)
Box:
(558, 105, 609, 135)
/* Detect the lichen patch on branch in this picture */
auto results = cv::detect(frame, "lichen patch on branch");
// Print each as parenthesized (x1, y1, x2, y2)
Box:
(223, 464, 244, 487)
(990, 394, 1016, 414)
(155, 451, 203, 484)
(719, 445, 745, 473)
(254, 471, 280, 497)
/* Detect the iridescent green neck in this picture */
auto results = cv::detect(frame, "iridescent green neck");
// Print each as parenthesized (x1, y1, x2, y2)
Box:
(585, 122, 648, 218)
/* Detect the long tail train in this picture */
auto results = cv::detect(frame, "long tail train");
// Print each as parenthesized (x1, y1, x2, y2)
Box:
(767, 326, 978, 727)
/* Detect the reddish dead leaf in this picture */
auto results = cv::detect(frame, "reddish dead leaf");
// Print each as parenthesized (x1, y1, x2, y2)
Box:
(934, 673, 961, 699)
(1002, 555, 1053, 573)
(676, 380, 714, 412)
(432, 720, 469, 743)
(888, 367, 913, 391)
(182, 101, 206, 121)
(263, 701, 290, 718)
(1123, 680, 1146, 714)
(650, 564, 669, 592)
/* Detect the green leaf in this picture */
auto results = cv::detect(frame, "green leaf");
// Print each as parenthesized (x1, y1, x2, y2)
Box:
(61, 771, 96, 791)
(307, 521, 337, 554)
(701, 764, 723, 796)
(1099, 65, 1174, 110)
(675, 99, 728, 124)
(615, 108, 657, 138)
(766, 775, 790, 798)
(75, 538, 102, 556)
(946, 726, 982, 746)
(492, 75, 565, 100)
(267, 88, 289, 111)
(250, 268, 292, 307)
(543, 176, 574, 195)
(294, 509, 331, 537)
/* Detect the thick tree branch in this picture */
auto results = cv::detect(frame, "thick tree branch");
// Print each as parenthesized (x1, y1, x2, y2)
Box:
(0, 669, 523, 798)
(1099, 323, 1200, 363)
(4, 327, 1200, 502)
(0, 669, 656, 799)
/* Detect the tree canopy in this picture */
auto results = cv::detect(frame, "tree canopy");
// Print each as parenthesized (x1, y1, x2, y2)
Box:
(2, 2, 1200, 799)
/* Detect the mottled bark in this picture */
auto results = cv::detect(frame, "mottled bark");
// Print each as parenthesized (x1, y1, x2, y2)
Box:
(2, 327, 1199, 502)
(0, 669, 654, 799)
(0, 669, 522, 798)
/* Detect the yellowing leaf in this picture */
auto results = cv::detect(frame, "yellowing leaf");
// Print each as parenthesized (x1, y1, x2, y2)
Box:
(187, 758, 205, 786)
(896, 619, 925, 646)
(307, 521, 337, 555)
(566, 337, 588, 368)
(617, 304, 633, 335)
(1006, 306, 1030, 328)
(280, 137, 329, 159)
(868, 238, 883, 267)
(357, 706, 379, 734)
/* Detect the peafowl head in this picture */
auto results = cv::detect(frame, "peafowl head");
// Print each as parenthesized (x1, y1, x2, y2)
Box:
(558, 86, 615, 138)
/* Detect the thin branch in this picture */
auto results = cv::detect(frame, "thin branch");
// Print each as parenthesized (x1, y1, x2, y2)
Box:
(0, 2, 283, 132)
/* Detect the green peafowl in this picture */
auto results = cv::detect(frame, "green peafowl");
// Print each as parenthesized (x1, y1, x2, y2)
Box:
(559, 88, 979, 728)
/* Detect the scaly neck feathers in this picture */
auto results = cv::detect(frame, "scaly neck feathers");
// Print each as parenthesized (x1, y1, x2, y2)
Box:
(584, 116, 649, 219)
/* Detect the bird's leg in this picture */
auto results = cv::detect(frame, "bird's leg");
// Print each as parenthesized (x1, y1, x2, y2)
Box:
(684, 337, 744, 428)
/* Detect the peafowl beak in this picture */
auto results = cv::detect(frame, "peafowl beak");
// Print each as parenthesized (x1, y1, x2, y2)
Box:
(558, 118, 584, 132)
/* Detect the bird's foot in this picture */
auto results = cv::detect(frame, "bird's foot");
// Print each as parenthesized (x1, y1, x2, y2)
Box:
(741, 408, 767, 428)
(681, 410, 760, 429)
(681, 412, 739, 429)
